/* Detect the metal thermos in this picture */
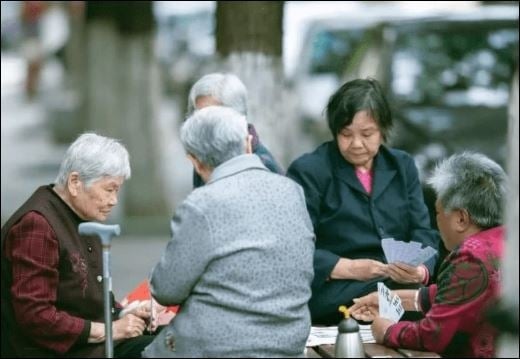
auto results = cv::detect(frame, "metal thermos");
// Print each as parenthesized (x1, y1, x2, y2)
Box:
(335, 306, 365, 358)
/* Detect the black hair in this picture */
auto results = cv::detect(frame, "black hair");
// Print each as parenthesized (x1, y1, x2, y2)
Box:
(325, 78, 392, 140)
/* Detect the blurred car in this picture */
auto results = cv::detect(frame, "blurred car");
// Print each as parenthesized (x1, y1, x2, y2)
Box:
(342, 4, 518, 225)
(290, 17, 368, 138)
(284, 3, 476, 142)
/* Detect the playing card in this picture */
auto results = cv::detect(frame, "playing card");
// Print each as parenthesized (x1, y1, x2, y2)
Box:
(377, 282, 404, 323)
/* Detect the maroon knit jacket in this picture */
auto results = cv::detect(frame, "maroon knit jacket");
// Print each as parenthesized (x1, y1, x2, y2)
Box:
(1, 185, 112, 357)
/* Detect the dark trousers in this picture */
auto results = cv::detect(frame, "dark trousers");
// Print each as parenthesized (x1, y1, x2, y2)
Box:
(115, 335, 155, 358)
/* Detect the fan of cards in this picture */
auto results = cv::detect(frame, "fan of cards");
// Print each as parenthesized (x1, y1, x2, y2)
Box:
(382, 237, 437, 266)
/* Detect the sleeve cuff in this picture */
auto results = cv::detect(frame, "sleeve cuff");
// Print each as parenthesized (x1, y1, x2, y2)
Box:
(76, 320, 91, 346)
(420, 264, 430, 285)
(419, 286, 431, 313)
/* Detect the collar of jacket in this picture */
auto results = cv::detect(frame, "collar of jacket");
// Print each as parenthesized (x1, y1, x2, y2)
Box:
(208, 154, 268, 184)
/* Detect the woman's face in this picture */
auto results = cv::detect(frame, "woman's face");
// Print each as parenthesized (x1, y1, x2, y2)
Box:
(435, 200, 460, 251)
(71, 176, 124, 222)
(336, 111, 383, 170)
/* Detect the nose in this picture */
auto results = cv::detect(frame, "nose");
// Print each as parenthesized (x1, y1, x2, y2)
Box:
(108, 192, 118, 206)
(351, 135, 364, 148)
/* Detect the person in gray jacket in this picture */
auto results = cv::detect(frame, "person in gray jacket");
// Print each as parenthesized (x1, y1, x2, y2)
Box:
(143, 106, 315, 358)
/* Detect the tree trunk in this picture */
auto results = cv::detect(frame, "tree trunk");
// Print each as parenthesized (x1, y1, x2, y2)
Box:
(84, 2, 168, 233)
(216, 1, 300, 167)
(217, 1, 282, 57)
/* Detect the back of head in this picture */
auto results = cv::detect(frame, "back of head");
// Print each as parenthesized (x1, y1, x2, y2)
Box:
(326, 77, 392, 141)
(427, 152, 507, 229)
(187, 73, 248, 116)
(181, 106, 248, 169)
(55, 133, 131, 188)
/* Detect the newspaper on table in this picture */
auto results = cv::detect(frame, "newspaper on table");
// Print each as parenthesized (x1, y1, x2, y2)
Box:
(306, 324, 375, 347)
(381, 237, 437, 266)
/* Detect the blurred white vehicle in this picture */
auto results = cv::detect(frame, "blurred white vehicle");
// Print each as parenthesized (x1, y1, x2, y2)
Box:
(283, 1, 481, 131)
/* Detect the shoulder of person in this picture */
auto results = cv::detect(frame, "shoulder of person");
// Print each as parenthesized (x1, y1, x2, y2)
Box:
(380, 146, 418, 176)
(435, 247, 491, 305)
(288, 142, 333, 175)
(382, 146, 414, 164)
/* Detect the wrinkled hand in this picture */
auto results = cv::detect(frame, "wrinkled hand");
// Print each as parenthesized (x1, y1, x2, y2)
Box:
(350, 291, 379, 322)
(341, 259, 388, 281)
(371, 316, 394, 344)
(152, 299, 176, 327)
(113, 311, 149, 340)
(387, 262, 425, 284)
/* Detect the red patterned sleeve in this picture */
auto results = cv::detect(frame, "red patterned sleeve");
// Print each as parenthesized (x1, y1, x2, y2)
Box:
(5, 211, 86, 354)
(383, 250, 489, 354)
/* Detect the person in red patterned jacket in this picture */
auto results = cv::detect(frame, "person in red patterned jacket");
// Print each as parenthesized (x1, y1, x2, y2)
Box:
(1, 133, 155, 358)
(350, 152, 507, 357)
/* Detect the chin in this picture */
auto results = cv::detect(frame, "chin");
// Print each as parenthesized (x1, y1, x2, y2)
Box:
(96, 213, 109, 222)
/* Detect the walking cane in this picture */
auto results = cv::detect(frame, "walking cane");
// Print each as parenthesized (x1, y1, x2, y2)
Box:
(79, 222, 121, 358)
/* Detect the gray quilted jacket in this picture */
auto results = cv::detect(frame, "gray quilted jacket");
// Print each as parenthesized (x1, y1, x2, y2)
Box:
(143, 154, 315, 358)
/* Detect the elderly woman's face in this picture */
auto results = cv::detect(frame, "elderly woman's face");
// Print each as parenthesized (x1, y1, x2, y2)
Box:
(336, 111, 382, 171)
(435, 200, 459, 251)
(72, 176, 124, 222)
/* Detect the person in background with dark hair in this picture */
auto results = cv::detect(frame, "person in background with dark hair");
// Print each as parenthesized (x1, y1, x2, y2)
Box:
(351, 152, 506, 357)
(287, 78, 440, 325)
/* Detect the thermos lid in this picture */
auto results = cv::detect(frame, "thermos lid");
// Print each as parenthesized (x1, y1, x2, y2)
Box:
(338, 306, 360, 333)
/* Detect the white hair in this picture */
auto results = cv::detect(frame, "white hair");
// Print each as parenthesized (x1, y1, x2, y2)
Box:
(180, 106, 248, 168)
(187, 73, 248, 116)
(427, 152, 507, 229)
(55, 133, 131, 188)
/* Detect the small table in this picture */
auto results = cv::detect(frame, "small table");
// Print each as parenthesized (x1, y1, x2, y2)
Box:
(308, 343, 440, 358)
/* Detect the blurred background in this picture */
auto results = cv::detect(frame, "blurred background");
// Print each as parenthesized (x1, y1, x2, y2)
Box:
(1, 2, 518, 350)
(1, 1, 518, 230)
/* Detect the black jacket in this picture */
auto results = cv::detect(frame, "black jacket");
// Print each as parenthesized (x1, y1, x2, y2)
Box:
(287, 142, 440, 324)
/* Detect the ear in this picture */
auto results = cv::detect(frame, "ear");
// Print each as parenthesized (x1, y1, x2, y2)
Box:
(187, 154, 212, 183)
(454, 208, 472, 232)
(187, 154, 203, 174)
(245, 134, 253, 154)
(67, 172, 82, 197)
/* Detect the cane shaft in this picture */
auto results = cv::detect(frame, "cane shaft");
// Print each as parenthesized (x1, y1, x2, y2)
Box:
(103, 246, 113, 358)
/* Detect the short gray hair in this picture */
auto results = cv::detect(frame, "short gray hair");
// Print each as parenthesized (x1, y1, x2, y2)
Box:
(187, 73, 248, 116)
(180, 106, 248, 169)
(427, 152, 507, 229)
(55, 133, 131, 188)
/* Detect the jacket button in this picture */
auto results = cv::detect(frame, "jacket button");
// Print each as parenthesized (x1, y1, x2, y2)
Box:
(97, 275, 102, 283)
(88, 246, 93, 252)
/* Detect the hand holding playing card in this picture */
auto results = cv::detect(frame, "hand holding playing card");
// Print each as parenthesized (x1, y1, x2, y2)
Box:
(387, 262, 427, 284)
(381, 237, 437, 267)
(371, 316, 394, 344)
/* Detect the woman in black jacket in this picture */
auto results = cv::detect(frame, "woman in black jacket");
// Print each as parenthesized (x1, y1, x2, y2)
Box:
(287, 78, 440, 325)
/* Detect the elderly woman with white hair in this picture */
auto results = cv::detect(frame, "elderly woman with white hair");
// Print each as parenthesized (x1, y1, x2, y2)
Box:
(1, 133, 155, 358)
(187, 72, 284, 187)
(143, 106, 315, 358)
(350, 152, 507, 357)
